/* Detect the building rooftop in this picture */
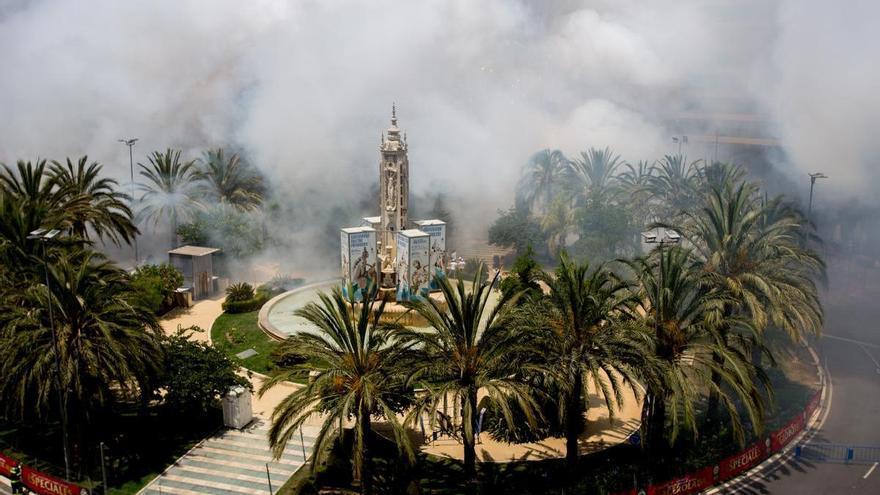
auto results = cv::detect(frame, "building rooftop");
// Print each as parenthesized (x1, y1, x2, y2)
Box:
(168, 245, 221, 257)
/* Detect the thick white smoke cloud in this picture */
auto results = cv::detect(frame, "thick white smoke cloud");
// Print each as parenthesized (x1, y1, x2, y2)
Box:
(0, 0, 877, 262)
(758, 0, 880, 197)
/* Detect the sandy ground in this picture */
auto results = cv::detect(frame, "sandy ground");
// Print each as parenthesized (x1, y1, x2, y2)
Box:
(415, 378, 642, 462)
(159, 291, 641, 461)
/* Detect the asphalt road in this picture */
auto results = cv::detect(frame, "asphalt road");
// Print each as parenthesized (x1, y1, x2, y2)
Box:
(720, 293, 880, 494)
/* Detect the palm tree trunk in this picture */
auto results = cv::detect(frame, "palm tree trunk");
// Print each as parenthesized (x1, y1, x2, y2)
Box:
(354, 404, 372, 495)
(462, 388, 478, 485)
(564, 373, 583, 470)
(644, 393, 666, 452)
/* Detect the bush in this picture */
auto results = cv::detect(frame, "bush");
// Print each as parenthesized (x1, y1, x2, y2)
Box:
(258, 273, 305, 297)
(222, 293, 269, 313)
(226, 282, 255, 302)
(158, 326, 251, 414)
(131, 263, 184, 314)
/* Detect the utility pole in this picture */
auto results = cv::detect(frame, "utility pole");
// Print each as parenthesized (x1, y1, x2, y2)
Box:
(118, 138, 139, 267)
(808, 172, 828, 216)
(27, 229, 71, 480)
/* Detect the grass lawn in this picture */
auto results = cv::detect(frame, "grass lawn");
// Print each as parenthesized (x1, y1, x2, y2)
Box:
(211, 310, 280, 374)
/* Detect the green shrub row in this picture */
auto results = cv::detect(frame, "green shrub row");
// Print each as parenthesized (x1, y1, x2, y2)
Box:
(222, 293, 269, 313)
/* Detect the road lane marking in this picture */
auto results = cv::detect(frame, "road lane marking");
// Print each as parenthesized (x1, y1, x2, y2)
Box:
(864, 462, 878, 479)
(857, 344, 880, 374)
(823, 334, 880, 349)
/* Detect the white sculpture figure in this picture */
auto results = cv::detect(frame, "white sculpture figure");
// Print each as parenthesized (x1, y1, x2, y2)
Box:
(385, 174, 396, 210)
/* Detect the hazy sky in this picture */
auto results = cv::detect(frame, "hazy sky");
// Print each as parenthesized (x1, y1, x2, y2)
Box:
(1, 0, 877, 222)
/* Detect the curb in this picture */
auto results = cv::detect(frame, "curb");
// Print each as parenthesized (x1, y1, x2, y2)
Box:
(702, 342, 830, 494)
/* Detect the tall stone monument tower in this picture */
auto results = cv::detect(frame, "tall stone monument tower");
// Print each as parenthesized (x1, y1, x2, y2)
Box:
(378, 104, 409, 255)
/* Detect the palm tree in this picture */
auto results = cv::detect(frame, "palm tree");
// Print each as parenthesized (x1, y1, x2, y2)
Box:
(516, 149, 567, 214)
(619, 160, 656, 227)
(197, 148, 264, 211)
(540, 196, 574, 257)
(50, 156, 137, 245)
(624, 247, 767, 449)
(565, 147, 623, 203)
(523, 254, 648, 469)
(0, 248, 163, 466)
(137, 149, 200, 248)
(649, 154, 702, 218)
(663, 177, 824, 415)
(402, 267, 540, 483)
(259, 284, 414, 494)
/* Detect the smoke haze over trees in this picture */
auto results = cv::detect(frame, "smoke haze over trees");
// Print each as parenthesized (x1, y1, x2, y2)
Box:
(0, 0, 877, 266)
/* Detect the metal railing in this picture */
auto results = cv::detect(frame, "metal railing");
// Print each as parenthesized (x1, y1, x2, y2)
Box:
(795, 443, 880, 464)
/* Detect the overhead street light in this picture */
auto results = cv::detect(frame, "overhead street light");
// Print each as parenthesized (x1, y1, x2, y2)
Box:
(118, 138, 139, 266)
(808, 172, 828, 216)
(672, 135, 688, 155)
(27, 228, 71, 480)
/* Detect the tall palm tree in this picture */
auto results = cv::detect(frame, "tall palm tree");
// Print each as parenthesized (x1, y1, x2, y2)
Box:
(403, 267, 540, 483)
(649, 154, 702, 218)
(197, 148, 264, 211)
(619, 160, 656, 225)
(0, 248, 163, 465)
(259, 284, 414, 494)
(540, 196, 574, 257)
(137, 149, 200, 248)
(524, 254, 648, 469)
(516, 149, 567, 214)
(50, 156, 137, 245)
(624, 247, 767, 449)
(664, 177, 824, 414)
(565, 147, 623, 204)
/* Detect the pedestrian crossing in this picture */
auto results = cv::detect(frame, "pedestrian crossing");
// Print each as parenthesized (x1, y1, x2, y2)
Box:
(140, 420, 318, 495)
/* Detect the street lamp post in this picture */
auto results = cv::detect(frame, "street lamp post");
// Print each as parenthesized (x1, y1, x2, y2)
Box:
(672, 135, 688, 155)
(808, 172, 828, 216)
(27, 228, 71, 480)
(118, 138, 139, 267)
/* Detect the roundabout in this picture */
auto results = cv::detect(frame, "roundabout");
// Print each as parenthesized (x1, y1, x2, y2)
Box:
(257, 278, 643, 462)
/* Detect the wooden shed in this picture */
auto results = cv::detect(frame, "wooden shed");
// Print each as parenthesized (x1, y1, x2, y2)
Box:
(168, 245, 221, 300)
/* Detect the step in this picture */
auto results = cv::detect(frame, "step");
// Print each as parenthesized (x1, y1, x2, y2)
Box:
(187, 447, 302, 469)
(199, 440, 305, 463)
(181, 456, 294, 479)
(163, 465, 270, 491)
(142, 484, 207, 495)
(223, 428, 318, 445)
(196, 445, 304, 465)
(153, 474, 265, 495)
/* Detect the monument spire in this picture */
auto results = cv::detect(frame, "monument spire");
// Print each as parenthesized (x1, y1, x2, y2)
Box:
(391, 102, 397, 126)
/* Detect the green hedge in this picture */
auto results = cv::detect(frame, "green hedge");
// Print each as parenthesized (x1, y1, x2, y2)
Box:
(222, 293, 269, 313)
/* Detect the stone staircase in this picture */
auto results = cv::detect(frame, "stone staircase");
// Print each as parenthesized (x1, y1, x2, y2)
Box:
(140, 420, 318, 495)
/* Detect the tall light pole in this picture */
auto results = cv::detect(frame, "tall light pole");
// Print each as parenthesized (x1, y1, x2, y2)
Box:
(118, 138, 139, 267)
(27, 228, 71, 480)
(808, 172, 828, 216)
(672, 135, 688, 155)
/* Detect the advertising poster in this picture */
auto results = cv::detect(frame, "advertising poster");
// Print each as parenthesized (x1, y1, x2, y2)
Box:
(409, 234, 431, 299)
(415, 220, 447, 290)
(396, 230, 430, 301)
(341, 227, 377, 301)
(395, 233, 410, 301)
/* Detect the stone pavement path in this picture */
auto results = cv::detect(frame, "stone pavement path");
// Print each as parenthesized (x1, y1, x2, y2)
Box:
(140, 420, 319, 495)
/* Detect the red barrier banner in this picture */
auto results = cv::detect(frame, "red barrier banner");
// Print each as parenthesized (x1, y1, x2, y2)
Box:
(718, 441, 766, 480)
(0, 452, 18, 477)
(647, 467, 714, 495)
(22, 466, 89, 495)
(770, 414, 805, 452)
